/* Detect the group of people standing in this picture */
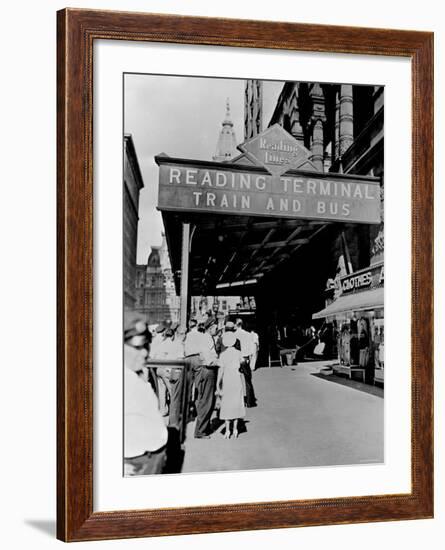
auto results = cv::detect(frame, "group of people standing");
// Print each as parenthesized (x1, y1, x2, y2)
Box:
(151, 316, 259, 440)
(123, 312, 260, 476)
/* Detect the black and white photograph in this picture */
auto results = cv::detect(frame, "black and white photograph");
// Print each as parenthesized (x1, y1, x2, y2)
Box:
(1, 0, 441, 546)
(123, 74, 385, 477)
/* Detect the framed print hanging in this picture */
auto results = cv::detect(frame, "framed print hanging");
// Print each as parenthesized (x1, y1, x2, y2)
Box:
(57, 8, 433, 542)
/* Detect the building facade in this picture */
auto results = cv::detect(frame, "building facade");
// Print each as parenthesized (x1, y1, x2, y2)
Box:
(268, 82, 384, 274)
(244, 79, 263, 140)
(266, 81, 384, 379)
(135, 234, 180, 325)
(123, 134, 144, 309)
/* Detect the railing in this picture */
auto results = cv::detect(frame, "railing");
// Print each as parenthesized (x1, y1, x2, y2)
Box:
(144, 358, 192, 444)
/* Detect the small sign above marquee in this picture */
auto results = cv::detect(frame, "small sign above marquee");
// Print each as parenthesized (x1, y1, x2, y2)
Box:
(238, 124, 315, 176)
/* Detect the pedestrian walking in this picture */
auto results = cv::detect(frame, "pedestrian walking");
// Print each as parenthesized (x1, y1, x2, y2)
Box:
(234, 318, 257, 407)
(216, 331, 246, 439)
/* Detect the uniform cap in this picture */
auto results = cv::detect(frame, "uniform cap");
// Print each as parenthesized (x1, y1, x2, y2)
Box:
(124, 311, 147, 338)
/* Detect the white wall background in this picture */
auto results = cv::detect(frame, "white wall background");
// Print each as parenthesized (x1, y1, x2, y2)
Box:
(0, 0, 442, 548)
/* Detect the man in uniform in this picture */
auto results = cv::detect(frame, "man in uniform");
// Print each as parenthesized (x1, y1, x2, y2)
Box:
(124, 312, 168, 475)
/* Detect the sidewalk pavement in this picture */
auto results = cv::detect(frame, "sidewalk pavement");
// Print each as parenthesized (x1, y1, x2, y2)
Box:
(181, 361, 384, 474)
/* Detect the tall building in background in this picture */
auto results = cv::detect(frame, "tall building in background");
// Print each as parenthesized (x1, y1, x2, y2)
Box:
(212, 99, 238, 162)
(244, 79, 263, 140)
(135, 234, 180, 325)
(123, 134, 144, 309)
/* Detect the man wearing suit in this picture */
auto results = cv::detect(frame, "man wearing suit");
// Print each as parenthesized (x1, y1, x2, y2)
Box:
(193, 318, 219, 439)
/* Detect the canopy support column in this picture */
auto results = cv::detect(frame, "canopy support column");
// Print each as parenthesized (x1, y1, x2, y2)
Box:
(179, 222, 190, 332)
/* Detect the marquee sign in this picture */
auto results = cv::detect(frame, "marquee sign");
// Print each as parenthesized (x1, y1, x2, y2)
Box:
(156, 157, 381, 224)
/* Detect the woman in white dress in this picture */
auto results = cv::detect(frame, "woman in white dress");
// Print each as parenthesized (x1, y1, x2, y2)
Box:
(216, 332, 246, 439)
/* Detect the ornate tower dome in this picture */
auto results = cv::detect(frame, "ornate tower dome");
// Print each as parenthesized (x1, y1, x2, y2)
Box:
(212, 98, 238, 162)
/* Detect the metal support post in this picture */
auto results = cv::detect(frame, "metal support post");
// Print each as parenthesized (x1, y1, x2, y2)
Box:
(179, 222, 190, 332)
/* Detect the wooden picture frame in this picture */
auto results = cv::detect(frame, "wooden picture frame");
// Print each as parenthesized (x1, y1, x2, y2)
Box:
(57, 8, 434, 542)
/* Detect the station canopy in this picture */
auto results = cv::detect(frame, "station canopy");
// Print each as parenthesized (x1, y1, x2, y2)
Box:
(156, 124, 381, 297)
(162, 210, 330, 296)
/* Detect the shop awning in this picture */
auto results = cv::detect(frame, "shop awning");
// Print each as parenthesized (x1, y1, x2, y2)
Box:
(312, 287, 384, 319)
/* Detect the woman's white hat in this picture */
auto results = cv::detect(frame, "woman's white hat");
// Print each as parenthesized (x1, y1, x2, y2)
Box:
(222, 332, 236, 348)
